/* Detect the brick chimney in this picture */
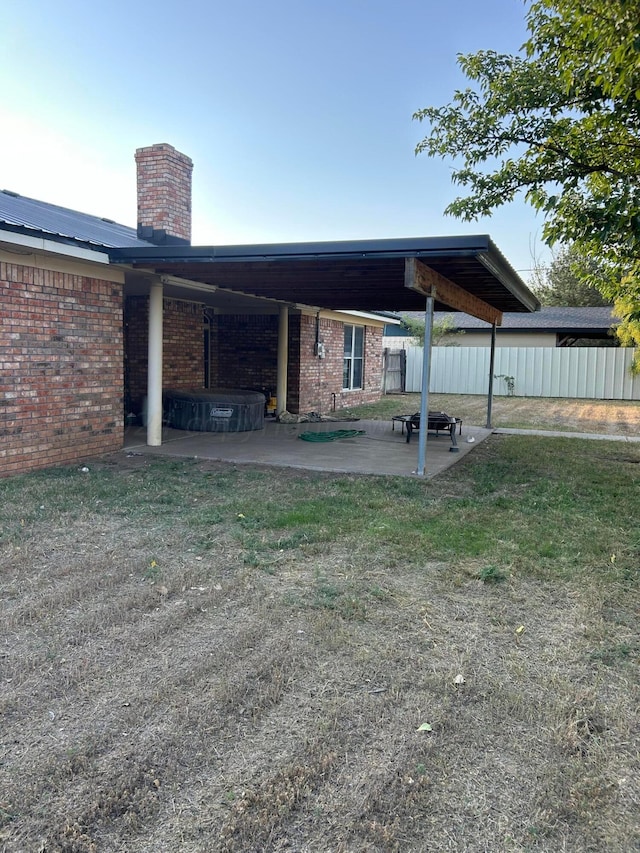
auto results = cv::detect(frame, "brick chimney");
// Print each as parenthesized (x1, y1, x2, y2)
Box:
(135, 143, 193, 245)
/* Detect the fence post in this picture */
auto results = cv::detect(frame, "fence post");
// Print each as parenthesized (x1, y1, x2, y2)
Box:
(382, 347, 389, 393)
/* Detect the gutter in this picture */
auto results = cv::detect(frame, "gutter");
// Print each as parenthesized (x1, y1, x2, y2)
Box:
(0, 228, 111, 264)
(107, 235, 495, 265)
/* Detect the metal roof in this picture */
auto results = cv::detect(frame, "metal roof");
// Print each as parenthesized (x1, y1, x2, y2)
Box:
(0, 190, 151, 250)
(108, 235, 540, 313)
(395, 306, 616, 331)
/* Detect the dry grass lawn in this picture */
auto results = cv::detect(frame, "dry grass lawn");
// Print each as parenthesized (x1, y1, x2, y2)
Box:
(349, 393, 640, 436)
(0, 402, 638, 852)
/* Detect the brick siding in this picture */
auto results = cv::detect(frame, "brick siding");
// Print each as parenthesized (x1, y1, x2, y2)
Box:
(211, 314, 279, 396)
(124, 304, 383, 421)
(295, 315, 383, 413)
(0, 261, 124, 476)
(124, 296, 204, 416)
(286, 314, 302, 412)
(163, 299, 204, 390)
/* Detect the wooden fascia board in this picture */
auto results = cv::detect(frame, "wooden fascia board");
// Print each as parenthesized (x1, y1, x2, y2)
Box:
(404, 258, 503, 326)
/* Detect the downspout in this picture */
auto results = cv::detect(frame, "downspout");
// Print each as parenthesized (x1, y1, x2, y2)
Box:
(147, 280, 163, 446)
(276, 305, 289, 416)
(416, 295, 434, 477)
(486, 321, 497, 428)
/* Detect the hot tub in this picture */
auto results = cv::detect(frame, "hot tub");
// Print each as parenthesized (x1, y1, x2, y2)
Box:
(163, 388, 265, 433)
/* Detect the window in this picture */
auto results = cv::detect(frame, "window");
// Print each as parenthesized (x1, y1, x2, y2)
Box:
(343, 324, 364, 390)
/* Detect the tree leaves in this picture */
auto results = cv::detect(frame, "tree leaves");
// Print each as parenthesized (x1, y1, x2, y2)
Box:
(530, 244, 612, 307)
(414, 0, 640, 371)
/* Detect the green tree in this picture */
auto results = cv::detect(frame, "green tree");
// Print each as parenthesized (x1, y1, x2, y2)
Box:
(414, 0, 640, 370)
(402, 313, 465, 346)
(530, 244, 612, 307)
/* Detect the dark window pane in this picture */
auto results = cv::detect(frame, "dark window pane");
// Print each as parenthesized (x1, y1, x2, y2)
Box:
(344, 325, 353, 357)
(352, 358, 363, 389)
(343, 359, 351, 388)
(354, 326, 364, 357)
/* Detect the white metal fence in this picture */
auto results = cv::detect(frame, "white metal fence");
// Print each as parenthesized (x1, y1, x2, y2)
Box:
(395, 346, 640, 400)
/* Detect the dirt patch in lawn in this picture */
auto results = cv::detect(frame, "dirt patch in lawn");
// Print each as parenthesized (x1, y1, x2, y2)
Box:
(1, 444, 638, 852)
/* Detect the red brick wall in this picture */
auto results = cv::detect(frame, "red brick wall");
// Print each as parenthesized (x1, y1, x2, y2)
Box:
(206, 315, 218, 388)
(212, 314, 279, 396)
(124, 296, 204, 416)
(0, 261, 124, 477)
(361, 323, 384, 403)
(124, 296, 148, 414)
(295, 315, 383, 413)
(123, 305, 383, 419)
(163, 299, 204, 390)
(286, 314, 302, 412)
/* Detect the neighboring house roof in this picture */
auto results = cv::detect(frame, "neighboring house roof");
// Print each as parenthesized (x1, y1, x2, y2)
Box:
(368, 309, 404, 321)
(392, 306, 617, 333)
(0, 189, 151, 250)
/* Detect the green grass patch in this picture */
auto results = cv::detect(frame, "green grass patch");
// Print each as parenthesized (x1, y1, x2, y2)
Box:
(1, 435, 638, 591)
(1, 430, 638, 852)
(477, 565, 507, 584)
(589, 643, 637, 666)
(310, 575, 368, 620)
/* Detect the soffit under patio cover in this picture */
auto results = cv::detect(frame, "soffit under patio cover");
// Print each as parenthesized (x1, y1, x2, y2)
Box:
(109, 235, 540, 316)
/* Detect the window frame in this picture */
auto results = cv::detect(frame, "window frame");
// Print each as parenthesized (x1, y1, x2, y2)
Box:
(342, 324, 364, 391)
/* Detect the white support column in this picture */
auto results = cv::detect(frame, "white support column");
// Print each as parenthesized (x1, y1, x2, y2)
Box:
(147, 281, 164, 446)
(276, 305, 289, 416)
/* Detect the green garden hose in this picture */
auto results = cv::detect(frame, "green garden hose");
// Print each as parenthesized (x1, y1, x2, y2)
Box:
(298, 429, 366, 442)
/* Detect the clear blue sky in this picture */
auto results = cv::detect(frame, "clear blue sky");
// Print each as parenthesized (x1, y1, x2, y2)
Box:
(0, 0, 549, 279)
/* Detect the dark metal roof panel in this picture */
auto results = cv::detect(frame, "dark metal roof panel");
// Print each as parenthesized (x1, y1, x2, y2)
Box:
(108, 236, 540, 314)
(0, 190, 151, 249)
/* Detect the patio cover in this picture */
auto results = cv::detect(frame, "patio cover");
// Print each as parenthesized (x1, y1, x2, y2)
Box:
(108, 234, 539, 317)
(110, 234, 540, 475)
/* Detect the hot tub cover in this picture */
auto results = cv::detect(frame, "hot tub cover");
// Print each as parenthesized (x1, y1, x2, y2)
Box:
(164, 388, 265, 432)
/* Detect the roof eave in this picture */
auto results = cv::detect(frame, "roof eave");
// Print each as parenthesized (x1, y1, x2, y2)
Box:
(106, 235, 539, 315)
(0, 226, 112, 263)
(108, 234, 496, 265)
(478, 238, 541, 314)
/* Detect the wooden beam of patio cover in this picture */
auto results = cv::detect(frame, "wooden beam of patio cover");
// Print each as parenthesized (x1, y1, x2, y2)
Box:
(404, 258, 503, 326)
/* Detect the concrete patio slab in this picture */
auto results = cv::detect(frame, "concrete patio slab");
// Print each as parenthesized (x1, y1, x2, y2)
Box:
(123, 419, 492, 478)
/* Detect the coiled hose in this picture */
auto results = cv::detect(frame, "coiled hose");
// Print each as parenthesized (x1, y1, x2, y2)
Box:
(298, 429, 366, 442)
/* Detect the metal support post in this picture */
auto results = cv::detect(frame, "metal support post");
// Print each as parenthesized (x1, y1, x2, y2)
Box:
(416, 295, 434, 477)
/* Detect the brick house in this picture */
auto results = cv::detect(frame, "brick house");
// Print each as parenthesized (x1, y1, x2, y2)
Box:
(0, 216, 131, 476)
(0, 144, 388, 476)
(1, 143, 538, 477)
